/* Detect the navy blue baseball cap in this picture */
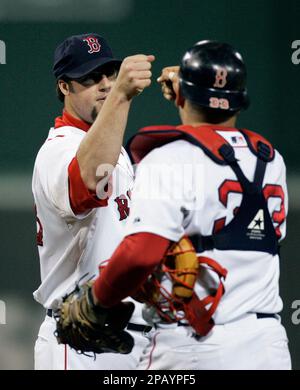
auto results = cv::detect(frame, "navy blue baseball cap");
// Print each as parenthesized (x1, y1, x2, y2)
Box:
(53, 33, 122, 80)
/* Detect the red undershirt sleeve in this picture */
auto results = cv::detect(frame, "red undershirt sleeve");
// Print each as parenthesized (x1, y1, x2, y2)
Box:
(93, 232, 171, 307)
(68, 156, 108, 215)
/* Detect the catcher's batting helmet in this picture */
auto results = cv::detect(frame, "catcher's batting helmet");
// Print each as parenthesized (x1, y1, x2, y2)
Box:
(179, 40, 249, 112)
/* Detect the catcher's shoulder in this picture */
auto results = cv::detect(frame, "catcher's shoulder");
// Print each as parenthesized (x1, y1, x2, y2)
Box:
(138, 139, 200, 165)
(242, 128, 285, 164)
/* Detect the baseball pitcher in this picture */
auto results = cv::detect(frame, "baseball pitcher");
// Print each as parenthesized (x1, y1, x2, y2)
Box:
(32, 33, 154, 370)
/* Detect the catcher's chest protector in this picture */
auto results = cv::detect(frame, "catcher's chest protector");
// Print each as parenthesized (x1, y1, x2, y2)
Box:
(127, 124, 278, 255)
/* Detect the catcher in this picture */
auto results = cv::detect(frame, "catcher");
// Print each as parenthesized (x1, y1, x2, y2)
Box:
(55, 40, 291, 369)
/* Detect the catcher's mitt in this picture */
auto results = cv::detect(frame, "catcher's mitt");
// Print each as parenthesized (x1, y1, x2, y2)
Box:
(54, 280, 135, 355)
(133, 236, 227, 336)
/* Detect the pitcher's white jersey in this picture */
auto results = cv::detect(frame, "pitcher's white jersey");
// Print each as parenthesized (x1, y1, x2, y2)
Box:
(32, 124, 140, 318)
(125, 129, 288, 324)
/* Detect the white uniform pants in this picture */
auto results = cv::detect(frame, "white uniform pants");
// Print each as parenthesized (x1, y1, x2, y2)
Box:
(34, 315, 150, 370)
(138, 314, 292, 370)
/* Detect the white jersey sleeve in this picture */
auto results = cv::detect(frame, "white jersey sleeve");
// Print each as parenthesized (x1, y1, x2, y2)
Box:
(33, 126, 89, 220)
(125, 140, 196, 241)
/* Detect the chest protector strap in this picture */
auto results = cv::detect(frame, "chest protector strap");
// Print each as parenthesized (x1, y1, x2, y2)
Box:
(191, 141, 278, 255)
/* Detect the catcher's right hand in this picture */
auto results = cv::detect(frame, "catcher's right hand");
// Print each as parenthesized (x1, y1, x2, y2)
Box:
(54, 281, 135, 355)
(157, 66, 180, 102)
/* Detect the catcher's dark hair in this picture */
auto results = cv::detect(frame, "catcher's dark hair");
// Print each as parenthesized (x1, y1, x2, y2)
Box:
(190, 101, 238, 124)
(56, 79, 75, 103)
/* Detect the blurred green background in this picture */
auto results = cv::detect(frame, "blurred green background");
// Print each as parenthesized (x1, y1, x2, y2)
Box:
(0, 0, 299, 369)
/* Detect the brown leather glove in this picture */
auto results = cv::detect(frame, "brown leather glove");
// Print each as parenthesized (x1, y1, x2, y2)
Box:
(54, 281, 135, 355)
